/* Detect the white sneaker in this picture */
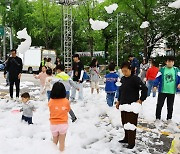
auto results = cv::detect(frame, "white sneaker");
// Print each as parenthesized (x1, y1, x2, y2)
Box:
(15, 97, 20, 102)
(70, 98, 76, 103)
(7, 97, 13, 101)
(155, 119, 162, 127)
(167, 119, 173, 125)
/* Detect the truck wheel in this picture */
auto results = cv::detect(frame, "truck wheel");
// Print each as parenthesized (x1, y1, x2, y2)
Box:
(28, 67, 33, 74)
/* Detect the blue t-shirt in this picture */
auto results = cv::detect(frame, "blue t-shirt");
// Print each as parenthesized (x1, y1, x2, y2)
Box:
(105, 72, 119, 93)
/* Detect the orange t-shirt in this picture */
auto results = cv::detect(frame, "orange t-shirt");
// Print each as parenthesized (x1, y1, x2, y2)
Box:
(48, 98, 70, 125)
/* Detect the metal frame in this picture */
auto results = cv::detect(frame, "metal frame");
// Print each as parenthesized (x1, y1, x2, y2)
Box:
(63, 5, 73, 69)
(52, 0, 76, 70)
(57, 0, 77, 5)
(52, 0, 88, 70)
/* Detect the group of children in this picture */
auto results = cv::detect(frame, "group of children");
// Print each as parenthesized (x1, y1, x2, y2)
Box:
(20, 63, 80, 152)
(103, 56, 180, 149)
(18, 56, 180, 152)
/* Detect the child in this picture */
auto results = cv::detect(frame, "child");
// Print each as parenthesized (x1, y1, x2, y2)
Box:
(55, 64, 79, 122)
(20, 92, 35, 125)
(140, 59, 150, 83)
(89, 58, 100, 94)
(34, 66, 48, 100)
(116, 62, 148, 149)
(105, 62, 119, 107)
(48, 82, 70, 152)
(43, 68, 53, 101)
(153, 56, 180, 125)
(146, 60, 159, 97)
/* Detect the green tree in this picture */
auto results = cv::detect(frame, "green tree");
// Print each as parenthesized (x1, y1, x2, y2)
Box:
(27, 0, 62, 49)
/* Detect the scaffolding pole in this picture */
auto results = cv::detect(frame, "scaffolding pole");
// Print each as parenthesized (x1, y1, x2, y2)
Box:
(63, 5, 73, 70)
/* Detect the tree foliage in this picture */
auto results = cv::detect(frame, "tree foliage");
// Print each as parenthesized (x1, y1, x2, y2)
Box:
(0, 0, 179, 62)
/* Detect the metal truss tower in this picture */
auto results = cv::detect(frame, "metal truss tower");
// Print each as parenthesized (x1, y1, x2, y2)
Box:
(63, 4, 73, 70)
(53, 0, 77, 70)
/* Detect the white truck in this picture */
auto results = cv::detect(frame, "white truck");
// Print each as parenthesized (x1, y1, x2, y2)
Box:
(18, 47, 56, 73)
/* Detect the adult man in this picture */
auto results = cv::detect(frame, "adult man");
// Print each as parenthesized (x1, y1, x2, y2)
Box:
(6, 49, 23, 100)
(128, 55, 140, 75)
(70, 54, 84, 101)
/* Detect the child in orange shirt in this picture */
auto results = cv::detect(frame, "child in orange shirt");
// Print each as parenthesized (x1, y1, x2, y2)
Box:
(48, 82, 70, 152)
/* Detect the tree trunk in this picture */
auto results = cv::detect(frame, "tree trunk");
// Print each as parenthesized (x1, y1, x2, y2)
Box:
(105, 37, 109, 64)
(144, 28, 148, 60)
(87, 11, 93, 57)
(148, 46, 154, 59)
(88, 37, 93, 57)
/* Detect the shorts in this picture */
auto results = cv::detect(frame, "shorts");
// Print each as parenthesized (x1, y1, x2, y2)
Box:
(91, 81, 99, 89)
(50, 124, 68, 136)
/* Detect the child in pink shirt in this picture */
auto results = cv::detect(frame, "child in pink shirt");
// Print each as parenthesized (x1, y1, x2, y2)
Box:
(34, 66, 48, 100)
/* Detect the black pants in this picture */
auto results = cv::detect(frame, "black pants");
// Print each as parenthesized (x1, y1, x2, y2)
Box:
(22, 115, 33, 124)
(156, 93, 175, 120)
(121, 111, 138, 146)
(9, 77, 20, 98)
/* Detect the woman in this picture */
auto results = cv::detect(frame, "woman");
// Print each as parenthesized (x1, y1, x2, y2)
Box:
(116, 62, 148, 149)
(54, 57, 62, 66)
(46, 58, 55, 70)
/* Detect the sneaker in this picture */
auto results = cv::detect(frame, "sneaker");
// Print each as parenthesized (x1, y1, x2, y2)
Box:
(167, 119, 173, 125)
(155, 119, 162, 127)
(8, 97, 13, 101)
(72, 117, 77, 123)
(70, 98, 76, 102)
(15, 97, 20, 102)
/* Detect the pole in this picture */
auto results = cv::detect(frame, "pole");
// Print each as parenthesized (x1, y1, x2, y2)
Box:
(9, 27, 13, 50)
(116, 14, 119, 67)
(3, 27, 6, 61)
(61, 5, 63, 53)
(144, 28, 148, 60)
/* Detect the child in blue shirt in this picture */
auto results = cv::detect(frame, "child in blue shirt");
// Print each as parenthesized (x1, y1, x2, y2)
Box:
(105, 62, 119, 107)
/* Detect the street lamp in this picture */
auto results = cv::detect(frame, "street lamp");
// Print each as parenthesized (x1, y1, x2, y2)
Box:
(6, 0, 13, 50)
(116, 13, 119, 67)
